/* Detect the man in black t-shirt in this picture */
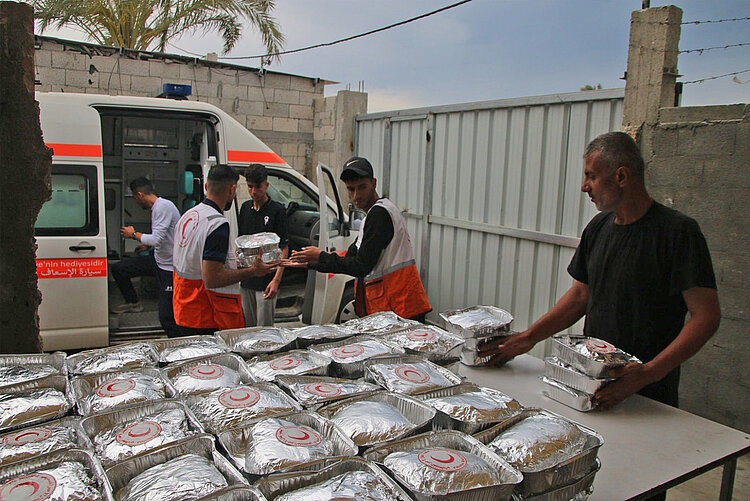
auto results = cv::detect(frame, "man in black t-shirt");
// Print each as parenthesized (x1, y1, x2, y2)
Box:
(238, 164, 288, 326)
(478, 132, 720, 409)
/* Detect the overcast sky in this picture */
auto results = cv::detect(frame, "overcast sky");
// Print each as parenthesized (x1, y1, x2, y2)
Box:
(44, 0, 750, 112)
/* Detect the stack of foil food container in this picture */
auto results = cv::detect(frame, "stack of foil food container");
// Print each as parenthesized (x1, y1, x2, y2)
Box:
(542, 335, 641, 412)
(440, 305, 514, 366)
(217, 326, 297, 358)
(236, 232, 283, 266)
(383, 325, 464, 365)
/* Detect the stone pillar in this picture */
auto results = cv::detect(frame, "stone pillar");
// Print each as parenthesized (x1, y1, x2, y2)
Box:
(622, 5, 682, 138)
(0, 2, 52, 353)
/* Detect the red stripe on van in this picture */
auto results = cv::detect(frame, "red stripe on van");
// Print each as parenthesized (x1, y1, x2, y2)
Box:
(227, 150, 285, 164)
(45, 143, 103, 157)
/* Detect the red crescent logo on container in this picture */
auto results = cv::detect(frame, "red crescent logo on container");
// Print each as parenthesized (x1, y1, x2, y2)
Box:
(417, 448, 468, 472)
(187, 364, 225, 380)
(177, 211, 200, 248)
(218, 387, 261, 409)
(395, 365, 430, 383)
(332, 345, 365, 360)
(0, 472, 57, 501)
(2, 428, 53, 446)
(275, 425, 323, 447)
(407, 329, 437, 342)
(269, 356, 301, 371)
(115, 420, 163, 446)
(95, 377, 136, 398)
(585, 339, 617, 354)
(303, 383, 342, 397)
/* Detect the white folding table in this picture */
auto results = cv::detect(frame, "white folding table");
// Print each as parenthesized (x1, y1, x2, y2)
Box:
(458, 355, 750, 500)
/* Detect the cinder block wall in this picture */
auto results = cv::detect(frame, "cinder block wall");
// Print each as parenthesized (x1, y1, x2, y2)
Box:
(644, 104, 750, 433)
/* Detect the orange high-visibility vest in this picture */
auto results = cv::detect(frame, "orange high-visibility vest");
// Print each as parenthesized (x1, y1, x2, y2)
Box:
(354, 198, 431, 319)
(172, 202, 244, 330)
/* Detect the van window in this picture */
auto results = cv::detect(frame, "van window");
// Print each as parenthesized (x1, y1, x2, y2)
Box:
(35, 165, 99, 236)
(268, 174, 339, 236)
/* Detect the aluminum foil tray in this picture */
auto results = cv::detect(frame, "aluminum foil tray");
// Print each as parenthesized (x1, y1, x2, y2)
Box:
(0, 375, 72, 433)
(549, 335, 641, 378)
(439, 305, 514, 339)
(106, 434, 248, 498)
(236, 232, 281, 266)
(186, 383, 302, 433)
(152, 336, 228, 365)
(460, 349, 494, 367)
(67, 342, 159, 376)
(384, 325, 464, 364)
(275, 375, 380, 409)
(198, 485, 267, 500)
(516, 459, 600, 501)
(71, 367, 177, 417)
(255, 457, 411, 501)
(0, 352, 67, 388)
(541, 377, 595, 412)
(246, 350, 331, 381)
(462, 332, 517, 352)
(163, 353, 256, 396)
(79, 399, 205, 466)
(364, 355, 462, 395)
(342, 311, 420, 336)
(291, 325, 352, 348)
(216, 410, 357, 477)
(543, 358, 611, 395)
(216, 327, 297, 359)
(415, 383, 523, 434)
(0, 416, 90, 467)
(316, 391, 436, 448)
(473, 409, 603, 496)
(0, 448, 114, 500)
(363, 430, 522, 501)
(310, 335, 404, 379)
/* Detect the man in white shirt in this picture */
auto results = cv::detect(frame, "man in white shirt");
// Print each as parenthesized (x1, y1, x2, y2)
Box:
(111, 177, 181, 337)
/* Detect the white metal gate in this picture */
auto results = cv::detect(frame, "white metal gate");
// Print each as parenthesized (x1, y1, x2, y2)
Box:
(355, 90, 624, 352)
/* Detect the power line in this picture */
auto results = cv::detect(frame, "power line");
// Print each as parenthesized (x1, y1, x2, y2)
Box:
(682, 16, 750, 25)
(683, 68, 750, 84)
(166, 42, 204, 58)
(218, 0, 474, 60)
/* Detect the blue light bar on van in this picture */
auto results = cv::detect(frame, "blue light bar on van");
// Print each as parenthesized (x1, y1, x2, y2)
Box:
(162, 83, 192, 96)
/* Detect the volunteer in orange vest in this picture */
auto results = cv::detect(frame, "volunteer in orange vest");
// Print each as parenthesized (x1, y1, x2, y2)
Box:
(283, 156, 431, 322)
(172, 164, 275, 335)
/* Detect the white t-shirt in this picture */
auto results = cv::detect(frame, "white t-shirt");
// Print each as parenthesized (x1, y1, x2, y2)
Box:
(140, 197, 181, 271)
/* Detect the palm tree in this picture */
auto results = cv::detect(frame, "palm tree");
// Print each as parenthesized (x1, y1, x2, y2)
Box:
(30, 0, 284, 59)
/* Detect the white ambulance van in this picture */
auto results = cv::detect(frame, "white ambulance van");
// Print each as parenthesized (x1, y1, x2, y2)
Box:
(35, 92, 357, 351)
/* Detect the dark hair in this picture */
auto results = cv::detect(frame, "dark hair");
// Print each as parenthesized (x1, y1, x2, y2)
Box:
(584, 131, 645, 180)
(246, 163, 268, 184)
(129, 177, 153, 195)
(207, 164, 239, 185)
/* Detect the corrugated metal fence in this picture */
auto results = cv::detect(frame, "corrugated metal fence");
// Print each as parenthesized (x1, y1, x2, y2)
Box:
(355, 89, 624, 352)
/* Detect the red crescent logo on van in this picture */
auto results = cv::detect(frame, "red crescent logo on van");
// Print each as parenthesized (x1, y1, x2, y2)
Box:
(178, 212, 200, 248)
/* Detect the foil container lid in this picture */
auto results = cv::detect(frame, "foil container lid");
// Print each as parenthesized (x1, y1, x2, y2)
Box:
(236, 232, 280, 250)
(186, 384, 301, 433)
(440, 305, 514, 338)
(115, 453, 228, 501)
(364, 355, 462, 395)
(152, 336, 228, 365)
(342, 311, 420, 335)
(72, 368, 175, 416)
(312, 336, 403, 364)
(0, 352, 67, 388)
(246, 351, 331, 382)
(419, 383, 523, 424)
(163, 354, 255, 396)
(0, 448, 114, 501)
(0, 416, 88, 467)
(292, 325, 352, 345)
(218, 410, 357, 476)
(569, 336, 640, 366)
(384, 325, 464, 362)
(275, 375, 380, 408)
(216, 327, 297, 358)
(0, 375, 72, 432)
(276, 469, 398, 501)
(67, 342, 159, 376)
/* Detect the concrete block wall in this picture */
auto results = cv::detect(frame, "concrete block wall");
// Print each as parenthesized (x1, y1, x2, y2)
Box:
(644, 104, 750, 433)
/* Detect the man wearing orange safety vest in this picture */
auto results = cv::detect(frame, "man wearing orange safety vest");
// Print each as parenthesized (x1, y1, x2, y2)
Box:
(172, 164, 275, 335)
(284, 157, 431, 322)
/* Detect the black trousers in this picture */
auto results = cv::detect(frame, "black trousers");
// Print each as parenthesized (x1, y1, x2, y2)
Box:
(110, 253, 178, 337)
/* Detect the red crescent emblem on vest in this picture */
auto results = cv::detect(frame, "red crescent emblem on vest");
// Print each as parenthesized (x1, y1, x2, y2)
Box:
(177, 211, 200, 248)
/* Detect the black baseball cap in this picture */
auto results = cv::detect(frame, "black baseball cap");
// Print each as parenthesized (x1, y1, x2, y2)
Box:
(340, 156, 374, 180)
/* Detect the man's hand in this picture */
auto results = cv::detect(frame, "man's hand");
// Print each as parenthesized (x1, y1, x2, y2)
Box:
(289, 246, 322, 264)
(477, 331, 536, 367)
(264, 278, 280, 300)
(248, 254, 277, 277)
(120, 226, 135, 238)
(592, 363, 657, 410)
(134, 244, 148, 253)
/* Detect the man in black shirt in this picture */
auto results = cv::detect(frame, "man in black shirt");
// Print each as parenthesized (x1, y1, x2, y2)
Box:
(237, 164, 288, 326)
(478, 132, 720, 409)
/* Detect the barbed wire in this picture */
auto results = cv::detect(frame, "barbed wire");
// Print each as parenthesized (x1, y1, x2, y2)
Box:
(683, 68, 750, 84)
(682, 16, 750, 25)
(627, 41, 750, 54)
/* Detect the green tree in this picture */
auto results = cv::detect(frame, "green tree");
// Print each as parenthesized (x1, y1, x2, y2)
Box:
(580, 83, 603, 91)
(30, 0, 284, 58)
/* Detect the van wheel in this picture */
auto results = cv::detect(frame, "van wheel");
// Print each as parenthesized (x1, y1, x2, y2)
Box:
(336, 283, 356, 323)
